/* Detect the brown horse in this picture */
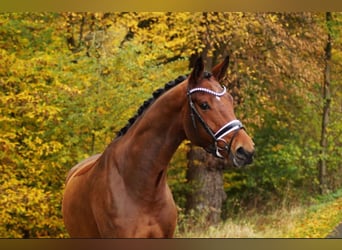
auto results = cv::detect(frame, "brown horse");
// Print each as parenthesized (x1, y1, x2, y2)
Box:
(62, 56, 255, 238)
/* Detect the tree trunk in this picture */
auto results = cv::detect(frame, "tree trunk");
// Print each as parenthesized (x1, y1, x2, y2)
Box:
(186, 145, 227, 226)
(318, 12, 332, 194)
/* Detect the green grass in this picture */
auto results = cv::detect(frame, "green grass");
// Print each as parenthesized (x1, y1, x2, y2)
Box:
(175, 191, 342, 238)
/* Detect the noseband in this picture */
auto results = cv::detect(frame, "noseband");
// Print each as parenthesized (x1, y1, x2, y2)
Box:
(187, 84, 244, 159)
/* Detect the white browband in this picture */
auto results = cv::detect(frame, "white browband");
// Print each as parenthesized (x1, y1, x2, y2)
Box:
(187, 86, 226, 97)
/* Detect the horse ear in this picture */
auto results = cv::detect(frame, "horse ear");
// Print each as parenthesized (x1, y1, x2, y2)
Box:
(189, 57, 204, 87)
(212, 56, 229, 82)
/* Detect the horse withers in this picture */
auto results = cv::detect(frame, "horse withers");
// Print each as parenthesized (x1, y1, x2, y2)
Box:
(62, 56, 255, 238)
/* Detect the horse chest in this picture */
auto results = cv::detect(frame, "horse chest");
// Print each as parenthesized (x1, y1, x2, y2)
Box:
(112, 196, 177, 237)
(112, 215, 169, 238)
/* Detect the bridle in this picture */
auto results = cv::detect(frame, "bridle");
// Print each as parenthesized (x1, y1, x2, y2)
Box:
(187, 83, 244, 159)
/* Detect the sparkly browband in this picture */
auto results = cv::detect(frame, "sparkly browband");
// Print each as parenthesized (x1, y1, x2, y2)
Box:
(187, 86, 226, 97)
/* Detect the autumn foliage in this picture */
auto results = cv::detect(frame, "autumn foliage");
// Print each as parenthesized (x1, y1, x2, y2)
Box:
(0, 12, 342, 237)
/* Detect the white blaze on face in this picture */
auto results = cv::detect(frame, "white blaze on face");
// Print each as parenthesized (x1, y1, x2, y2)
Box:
(216, 96, 221, 101)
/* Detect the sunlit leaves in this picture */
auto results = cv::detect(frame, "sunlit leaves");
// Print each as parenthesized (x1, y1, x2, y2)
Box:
(0, 177, 66, 238)
(287, 196, 342, 238)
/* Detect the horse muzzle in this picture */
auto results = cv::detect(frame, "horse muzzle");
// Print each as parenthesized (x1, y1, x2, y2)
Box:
(231, 146, 254, 168)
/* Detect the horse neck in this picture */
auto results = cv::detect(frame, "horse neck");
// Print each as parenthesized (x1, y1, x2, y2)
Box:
(108, 81, 188, 202)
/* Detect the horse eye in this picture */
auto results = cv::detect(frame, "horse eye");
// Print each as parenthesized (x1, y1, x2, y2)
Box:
(199, 102, 210, 110)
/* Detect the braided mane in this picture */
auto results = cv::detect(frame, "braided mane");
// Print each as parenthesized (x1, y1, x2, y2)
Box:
(116, 75, 188, 138)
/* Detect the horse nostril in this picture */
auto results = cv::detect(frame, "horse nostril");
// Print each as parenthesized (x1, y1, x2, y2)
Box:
(236, 147, 246, 157)
(236, 147, 254, 160)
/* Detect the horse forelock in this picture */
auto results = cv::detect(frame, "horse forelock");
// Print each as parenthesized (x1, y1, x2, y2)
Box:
(116, 75, 188, 138)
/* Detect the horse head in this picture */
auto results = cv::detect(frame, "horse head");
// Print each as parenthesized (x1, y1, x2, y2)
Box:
(184, 56, 255, 167)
